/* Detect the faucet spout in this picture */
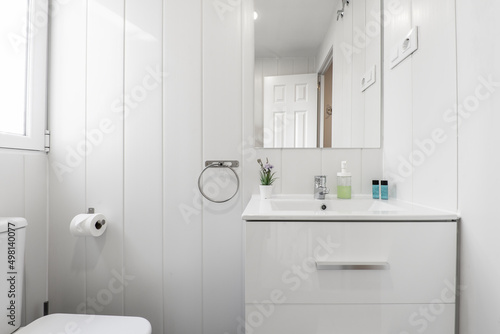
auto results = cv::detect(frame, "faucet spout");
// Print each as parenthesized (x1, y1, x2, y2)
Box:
(314, 176, 329, 200)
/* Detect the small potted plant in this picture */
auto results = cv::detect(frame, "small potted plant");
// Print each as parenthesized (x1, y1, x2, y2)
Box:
(257, 158, 277, 199)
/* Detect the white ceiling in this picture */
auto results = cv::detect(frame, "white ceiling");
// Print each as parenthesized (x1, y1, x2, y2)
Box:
(254, 0, 339, 58)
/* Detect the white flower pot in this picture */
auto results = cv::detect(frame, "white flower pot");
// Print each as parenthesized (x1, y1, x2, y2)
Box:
(259, 185, 273, 199)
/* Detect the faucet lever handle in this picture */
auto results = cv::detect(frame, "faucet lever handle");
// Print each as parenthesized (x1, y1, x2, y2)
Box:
(315, 175, 327, 187)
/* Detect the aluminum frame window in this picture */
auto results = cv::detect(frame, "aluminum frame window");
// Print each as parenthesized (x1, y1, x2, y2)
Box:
(0, 0, 48, 151)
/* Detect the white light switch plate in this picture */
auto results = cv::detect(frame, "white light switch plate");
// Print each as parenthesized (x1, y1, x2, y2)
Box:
(361, 65, 376, 92)
(390, 26, 419, 69)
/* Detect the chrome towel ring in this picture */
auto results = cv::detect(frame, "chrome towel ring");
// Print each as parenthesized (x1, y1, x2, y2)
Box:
(197, 161, 240, 203)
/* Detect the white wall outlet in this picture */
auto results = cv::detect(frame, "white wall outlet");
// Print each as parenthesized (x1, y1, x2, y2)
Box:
(361, 65, 376, 92)
(390, 26, 419, 69)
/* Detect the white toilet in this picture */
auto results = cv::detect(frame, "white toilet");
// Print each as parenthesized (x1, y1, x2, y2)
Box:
(0, 218, 151, 334)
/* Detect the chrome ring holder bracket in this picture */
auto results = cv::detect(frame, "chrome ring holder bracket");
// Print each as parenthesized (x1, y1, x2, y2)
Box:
(197, 160, 240, 203)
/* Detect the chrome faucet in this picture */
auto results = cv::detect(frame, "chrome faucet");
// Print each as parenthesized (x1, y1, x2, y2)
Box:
(314, 176, 329, 200)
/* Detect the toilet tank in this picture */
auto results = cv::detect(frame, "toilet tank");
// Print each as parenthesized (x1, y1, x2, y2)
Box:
(0, 218, 27, 334)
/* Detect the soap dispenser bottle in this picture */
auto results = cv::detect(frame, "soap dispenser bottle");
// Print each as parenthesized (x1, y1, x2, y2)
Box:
(337, 161, 352, 199)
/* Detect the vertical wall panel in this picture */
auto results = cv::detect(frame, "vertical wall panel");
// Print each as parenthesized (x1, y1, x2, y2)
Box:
(457, 0, 500, 333)
(123, 0, 164, 332)
(293, 58, 307, 74)
(241, 4, 255, 329)
(351, 0, 366, 147)
(411, 0, 457, 212)
(293, 57, 316, 74)
(382, 0, 413, 201)
(24, 154, 48, 323)
(262, 58, 278, 77)
(340, 4, 353, 147)
(0, 153, 26, 325)
(85, 0, 125, 316)
(163, 0, 203, 333)
(0, 152, 48, 326)
(202, 0, 243, 332)
(278, 58, 294, 74)
(364, 0, 381, 147)
(383, 0, 458, 210)
(242, 0, 256, 205)
(48, 0, 87, 314)
(0, 154, 24, 216)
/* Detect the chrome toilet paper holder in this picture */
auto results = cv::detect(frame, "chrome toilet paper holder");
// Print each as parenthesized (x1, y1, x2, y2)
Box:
(87, 208, 105, 230)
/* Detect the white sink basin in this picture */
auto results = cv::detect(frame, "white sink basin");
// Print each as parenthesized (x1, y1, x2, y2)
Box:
(242, 195, 458, 221)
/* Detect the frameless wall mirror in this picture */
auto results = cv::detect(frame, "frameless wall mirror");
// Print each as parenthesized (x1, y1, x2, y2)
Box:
(253, 0, 381, 149)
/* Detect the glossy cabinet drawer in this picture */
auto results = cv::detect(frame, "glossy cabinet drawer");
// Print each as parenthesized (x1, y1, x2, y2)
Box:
(245, 303, 455, 334)
(245, 221, 457, 304)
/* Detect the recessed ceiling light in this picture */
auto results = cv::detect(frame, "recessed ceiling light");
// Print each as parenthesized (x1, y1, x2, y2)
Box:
(254, 11, 259, 20)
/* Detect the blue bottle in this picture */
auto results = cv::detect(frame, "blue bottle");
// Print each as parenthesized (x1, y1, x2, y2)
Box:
(372, 180, 379, 199)
(381, 180, 389, 200)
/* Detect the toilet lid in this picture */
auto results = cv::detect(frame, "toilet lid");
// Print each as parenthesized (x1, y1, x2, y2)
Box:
(16, 313, 152, 334)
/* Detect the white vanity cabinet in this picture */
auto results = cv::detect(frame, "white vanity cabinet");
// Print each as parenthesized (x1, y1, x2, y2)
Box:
(244, 220, 458, 334)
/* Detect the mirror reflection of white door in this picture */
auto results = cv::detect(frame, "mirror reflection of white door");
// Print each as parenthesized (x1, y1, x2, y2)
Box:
(263, 73, 318, 148)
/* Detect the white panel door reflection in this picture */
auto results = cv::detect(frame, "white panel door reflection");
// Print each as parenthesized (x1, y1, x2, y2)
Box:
(263, 73, 318, 148)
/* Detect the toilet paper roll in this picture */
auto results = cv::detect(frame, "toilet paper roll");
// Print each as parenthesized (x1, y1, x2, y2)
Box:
(70, 213, 107, 237)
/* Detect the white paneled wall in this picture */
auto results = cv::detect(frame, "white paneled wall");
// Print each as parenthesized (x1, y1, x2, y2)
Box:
(383, 0, 414, 203)
(48, 0, 168, 331)
(123, 0, 164, 330)
(47, 0, 87, 316)
(242, 148, 383, 204)
(363, 0, 382, 147)
(43, 2, 500, 334)
(411, 0, 457, 211)
(86, 0, 125, 317)
(456, 0, 500, 333)
(202, 0, 244, 332)
(48, 0, 244, 333)
(383, 0, 458, 212)
(48, 1, 381, 334)
(163, 0, 203, 333)
(0, 151, 48, 325)
(382, 1, 500, 332)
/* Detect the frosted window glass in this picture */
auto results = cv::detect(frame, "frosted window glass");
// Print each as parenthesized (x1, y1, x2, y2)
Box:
(0, 0, 30, 135)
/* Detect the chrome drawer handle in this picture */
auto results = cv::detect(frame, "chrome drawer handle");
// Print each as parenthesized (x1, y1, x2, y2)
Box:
(315, 261, 390, 270)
